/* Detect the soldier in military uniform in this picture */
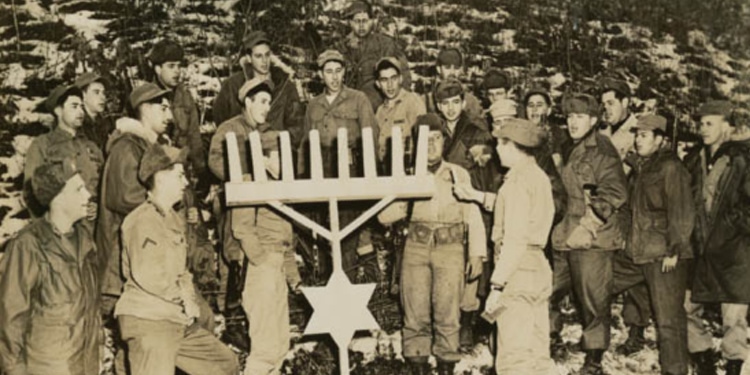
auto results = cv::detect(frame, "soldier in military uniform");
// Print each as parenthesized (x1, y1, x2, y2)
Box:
(483, 118, 557, 375)
(24, 84, 103, 219)
(425, 48, 484, 122)
(378, 113, 486, 375)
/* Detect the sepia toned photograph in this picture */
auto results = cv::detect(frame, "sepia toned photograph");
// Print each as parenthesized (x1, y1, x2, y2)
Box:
(0, 0, 749, 374)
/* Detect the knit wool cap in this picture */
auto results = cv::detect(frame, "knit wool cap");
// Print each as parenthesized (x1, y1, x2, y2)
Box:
(32, 158, 79, 206)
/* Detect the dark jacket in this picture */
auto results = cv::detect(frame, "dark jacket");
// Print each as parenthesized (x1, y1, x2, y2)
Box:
(96, 118, 155, 298)
(80, 111, 115, 154)
(0, 218, 100, 375)
(626, 148, 694, 264)
(685, 138, 750, 303)
(443, 112, 500, 196)
(552, 131, 629, 251)
(213, 59, 305, 149)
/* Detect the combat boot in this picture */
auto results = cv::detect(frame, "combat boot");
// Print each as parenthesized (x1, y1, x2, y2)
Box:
(407, 357, 431, 375)
(579, 349, 607, 375)
(690, 350, 717, 375)
(725, 359, 744, 375)
(459, 310, 475, 353)
(616, 325, 646, 356)
(436, 360, 455, 375)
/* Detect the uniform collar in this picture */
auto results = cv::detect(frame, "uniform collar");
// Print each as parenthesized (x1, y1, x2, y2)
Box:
(383, 89, 406, 108)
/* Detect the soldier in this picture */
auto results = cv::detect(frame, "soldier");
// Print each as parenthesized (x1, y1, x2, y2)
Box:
(209, 77, 302, 373)
(373, 56, 426, 164)
(0, 160, 100, 375)
(684, 101, 750, 375)
(147, 39, 207, 177)
(299, 49, 378, 277)
(115, 144, 238, 375)
(433, 78, 499, 351)
(213, 30, 305, 147)
(336, 0, 410, 110)
(598, 77, 652, 356)
(24, 84, 103, 219)
(550, 93, 628, 375)
(482, 69, 512, 106)
(482, 118, 556, 375)
(426, 48, 484, 122)
(611, 115, 693, 375)
(74, 72, 115, 153)
(522, 84, 568, 172)
(378, 113, 486, 375)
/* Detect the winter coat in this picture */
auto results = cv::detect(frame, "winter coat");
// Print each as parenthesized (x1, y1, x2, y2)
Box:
(626, 148, 694, 264)
(551, 131, 629, 251)
(213, 59, 305, 149)
(685, 137, 750, 303)
(80, 111, 115, 154)
(96, 118, 156, 299)
(0, 218, 100, 375)
(443, 112, 500, 197)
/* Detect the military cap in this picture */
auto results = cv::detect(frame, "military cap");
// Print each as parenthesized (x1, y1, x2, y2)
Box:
(414, 113, 448, 137)
(73, 72, 104, 89)
(436, 48, 463, 67)
(523, 83, 552, 106)
(489, 99, 519, 120)
(344, 1, 371, 18)
(317, 49, 346, 69)
(632, 114, 667, 133)
(483, 69, 511, 90)
(562, 93, 599, 117)
(138, 144, 188, 183)
(148, 39, 184, 66)
(600, 77, 631, 97)
(492, 118, 544, 147)
(238, 77, 275, 102)
(243, 30, 270, 51)
(32, 158, 79, 206)
(434, 79, 464, 102)
(44, 84, 83, 113)
(375, 57, 402, 75)
(129, 83, 170, 109)
(697, 100, 733, 119)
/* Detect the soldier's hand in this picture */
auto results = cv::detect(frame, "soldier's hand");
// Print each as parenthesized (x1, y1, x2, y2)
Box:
(186, 207, 199, 224)
(86, 202, 98, 221)
(482, 289, 504, 323)
(566, 225, 594, 249)
(465, 256, 484, 281)
(185, 317, 200, 336)
(661, 255, 678, 273)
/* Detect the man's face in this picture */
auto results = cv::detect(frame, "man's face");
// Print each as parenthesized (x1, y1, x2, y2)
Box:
(486, 88, 507, 104)
(700, 115, 731, 146)
(566, 113, 596, 141)
(437, 65, 462, 81)
(55, 95, 85, 129)
(248, 43, 271, 76)
(245, 92, 272, 124)
(526, 94, 551, 125)
(437, 95, 465, 123)
(54, 174, 91, 222)
(601, 90, 628, 125)
(83, 82, 106, 115)
(140, 97, 173, 135)
(155, 163, 188, 206)
(634, 129, 663, 157)
(375, 67, 402, 100)
(155, 61, 181, 89)
(350, 12, 373, 38)
(321, 61, 345, 94)
(427, 130, 444, 164)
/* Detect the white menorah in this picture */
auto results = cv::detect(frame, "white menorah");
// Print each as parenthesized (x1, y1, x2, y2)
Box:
(223, 125, 435, 375)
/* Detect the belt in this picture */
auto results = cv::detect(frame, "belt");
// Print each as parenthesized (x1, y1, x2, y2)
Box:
(408, 222, 465, 246)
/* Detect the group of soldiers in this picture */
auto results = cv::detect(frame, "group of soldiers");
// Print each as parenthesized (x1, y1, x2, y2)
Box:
(0, 1, 748, 375)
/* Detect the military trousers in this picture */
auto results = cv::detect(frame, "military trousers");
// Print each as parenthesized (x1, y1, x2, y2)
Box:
(401, 241, 464, 362)
(494, 251, 556, 375)
(550, 250, 614, 350)
(685, 291, 749, 360)
(242, 251, 290, 375)
(118, 315, 238, 375)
